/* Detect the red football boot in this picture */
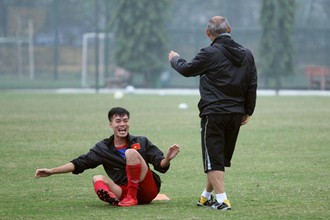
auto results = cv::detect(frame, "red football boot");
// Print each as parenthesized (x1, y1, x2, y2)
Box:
(118, 195, 138, 207)
(96, 188, 119, 206)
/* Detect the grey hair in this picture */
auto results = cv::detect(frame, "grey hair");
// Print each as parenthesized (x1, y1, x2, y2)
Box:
(206, 16, 230, 36)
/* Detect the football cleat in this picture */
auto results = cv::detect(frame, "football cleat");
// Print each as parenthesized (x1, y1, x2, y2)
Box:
(118, 195, 138, 207)
(96, 188, 119, 206)
(197, 195, 215, 207)
(210, 199, 232, 210)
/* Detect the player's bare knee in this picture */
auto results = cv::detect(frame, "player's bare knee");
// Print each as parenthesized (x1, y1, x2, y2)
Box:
(92, 175, 105, 182)
(125, 149, 141, 164)
(125, 148, 139, 158)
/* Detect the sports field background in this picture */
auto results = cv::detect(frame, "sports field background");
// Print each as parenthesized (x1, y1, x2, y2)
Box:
(0, 91, 329, 219)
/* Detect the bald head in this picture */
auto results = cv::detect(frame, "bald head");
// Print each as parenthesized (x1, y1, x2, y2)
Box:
(206, 16, 231, 37)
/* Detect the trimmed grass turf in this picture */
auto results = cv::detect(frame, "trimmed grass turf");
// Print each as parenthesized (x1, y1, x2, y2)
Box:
(0, 92, 329, 219)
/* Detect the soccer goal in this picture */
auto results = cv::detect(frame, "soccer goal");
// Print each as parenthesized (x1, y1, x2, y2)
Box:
(81, 32, 114, 87)
(0, 20, 35, 79)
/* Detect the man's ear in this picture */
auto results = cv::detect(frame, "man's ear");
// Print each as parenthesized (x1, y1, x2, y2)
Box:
(205, 28, 211, 37)
(227, 26, 231, 33)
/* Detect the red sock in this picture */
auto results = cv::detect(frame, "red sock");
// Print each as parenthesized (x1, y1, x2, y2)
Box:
(93, 180, 110, 194)
(126, 163, 141, 200)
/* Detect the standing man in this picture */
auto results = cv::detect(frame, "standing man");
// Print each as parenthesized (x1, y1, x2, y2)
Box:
(35, 107, 180, 207)
(168, 16, 257, 210)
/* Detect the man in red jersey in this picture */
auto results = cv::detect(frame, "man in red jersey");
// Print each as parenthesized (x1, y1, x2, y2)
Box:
(35, 107, 180, 207)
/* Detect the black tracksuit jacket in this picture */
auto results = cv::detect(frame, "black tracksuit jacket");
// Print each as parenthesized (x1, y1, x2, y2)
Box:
(70, 134, 169, 190)
(170, 34, 257, 117)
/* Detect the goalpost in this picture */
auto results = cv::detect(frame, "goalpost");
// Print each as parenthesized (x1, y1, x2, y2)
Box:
(81, 32, 114, 87)
(0, 19, 35, 80)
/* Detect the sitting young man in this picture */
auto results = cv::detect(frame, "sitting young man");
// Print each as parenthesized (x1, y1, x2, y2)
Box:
(35, 107, 180, 207)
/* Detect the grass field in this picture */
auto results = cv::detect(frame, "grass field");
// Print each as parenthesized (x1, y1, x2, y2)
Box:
(0, 92, 329, 219)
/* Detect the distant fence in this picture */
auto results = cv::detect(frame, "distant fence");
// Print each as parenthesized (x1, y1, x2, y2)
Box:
(0, 27, 329, 90)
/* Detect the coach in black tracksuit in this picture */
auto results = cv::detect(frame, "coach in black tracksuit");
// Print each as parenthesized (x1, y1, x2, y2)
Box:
(168, 16, 257, 210)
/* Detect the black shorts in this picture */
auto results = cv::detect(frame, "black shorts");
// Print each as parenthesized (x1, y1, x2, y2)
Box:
(200, 114, 243, 172)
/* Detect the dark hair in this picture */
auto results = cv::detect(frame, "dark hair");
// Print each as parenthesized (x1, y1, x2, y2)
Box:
(108, 107, 130, 122)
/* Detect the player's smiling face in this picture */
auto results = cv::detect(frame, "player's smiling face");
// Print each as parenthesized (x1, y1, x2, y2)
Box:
(110, 114, 129, 138)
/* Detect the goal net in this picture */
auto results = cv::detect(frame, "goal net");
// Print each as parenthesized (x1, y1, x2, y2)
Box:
(81, 32, 114, 87)
(0, 20, 34, 79)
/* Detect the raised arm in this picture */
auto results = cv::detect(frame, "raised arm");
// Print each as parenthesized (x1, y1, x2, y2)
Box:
(35, 162, 75, 178)
(160, 144, 180, 168)
(169, 49, 209, 77)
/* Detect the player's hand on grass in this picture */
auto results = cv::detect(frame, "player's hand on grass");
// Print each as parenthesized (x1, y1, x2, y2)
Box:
(35, 168, 52, 178)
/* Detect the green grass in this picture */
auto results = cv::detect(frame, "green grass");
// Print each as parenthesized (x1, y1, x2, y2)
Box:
(0, 92, 329, 219)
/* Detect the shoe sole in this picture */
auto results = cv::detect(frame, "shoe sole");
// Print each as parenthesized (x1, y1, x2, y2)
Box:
(118, 198, 138, 207)
(97, 189, 119, 206)
(219, 207, 231, 211)
(118, 202, 138, 207)
(210, 206, 232, 211)
(197, 202, 213, 207)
